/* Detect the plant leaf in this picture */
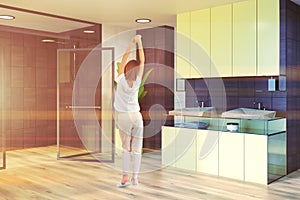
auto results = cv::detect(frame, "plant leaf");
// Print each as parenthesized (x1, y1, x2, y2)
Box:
(138, 85, 144, 99)
(117, 62, 121, 73)
(141, 68, 153, 86)
(140, 91, 148, 99)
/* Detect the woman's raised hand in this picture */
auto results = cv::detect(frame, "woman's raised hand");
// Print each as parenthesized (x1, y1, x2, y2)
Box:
(133, 35, 142, 43)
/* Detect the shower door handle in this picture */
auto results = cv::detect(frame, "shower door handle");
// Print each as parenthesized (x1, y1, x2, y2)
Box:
(65, 106, 101, 109)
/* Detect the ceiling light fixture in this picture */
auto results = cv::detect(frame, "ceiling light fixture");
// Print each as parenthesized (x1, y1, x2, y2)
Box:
(83, 30, 95, 34)
(41, 39, 56, 43)
(0, 15, 15, 20)
(135, 18, 151, 24)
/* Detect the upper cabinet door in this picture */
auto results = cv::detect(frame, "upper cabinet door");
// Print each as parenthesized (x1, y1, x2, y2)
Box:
(257, 0, 280, 76)
(233, 0, 257, 76)
(190, 9, 211, 78)
(176, 12, 191, 78)
(211, 4, 232, 77)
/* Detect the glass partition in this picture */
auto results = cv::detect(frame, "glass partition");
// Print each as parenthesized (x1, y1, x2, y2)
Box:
(177, 115, 286, 135)
(268, 132, 287, 183)
(57, 47, 114, 162)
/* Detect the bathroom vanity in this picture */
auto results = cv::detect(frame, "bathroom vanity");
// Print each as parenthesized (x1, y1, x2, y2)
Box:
(162, 108, 286, 185)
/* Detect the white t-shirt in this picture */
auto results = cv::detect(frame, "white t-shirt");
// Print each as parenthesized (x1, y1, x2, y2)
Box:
(114, 73, 142, 112)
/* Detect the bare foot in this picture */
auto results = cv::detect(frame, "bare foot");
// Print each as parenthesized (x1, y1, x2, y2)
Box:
(131, 178, 139, 185)
(121, 174, 129, 185)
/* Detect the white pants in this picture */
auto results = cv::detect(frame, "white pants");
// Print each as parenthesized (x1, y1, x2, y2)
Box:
(116, 112, 143, 178)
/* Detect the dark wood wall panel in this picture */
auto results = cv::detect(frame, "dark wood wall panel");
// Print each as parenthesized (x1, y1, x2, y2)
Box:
(0, 23, 101, 151)
(285, 0, 300, 173)
(186, 77, 286, 118)
(137, 26, 174, 150)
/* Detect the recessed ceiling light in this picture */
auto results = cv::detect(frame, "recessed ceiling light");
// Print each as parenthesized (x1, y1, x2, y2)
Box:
(135, 18, 151, 24)
(41, 39, 56, 43)
(83, 30, 95, 34)
(0, 15, 15, 20)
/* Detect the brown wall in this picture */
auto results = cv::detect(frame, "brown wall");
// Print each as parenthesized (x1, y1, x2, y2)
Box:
(0, 31, 57, 150)
(283, 0, 300, 173)
(0, 24, 101, 151)
(137, 26, 175, 150)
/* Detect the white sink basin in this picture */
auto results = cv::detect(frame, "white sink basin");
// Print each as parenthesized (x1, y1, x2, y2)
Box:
(221, 108, 276, 119)
(169, 107, 216, 117)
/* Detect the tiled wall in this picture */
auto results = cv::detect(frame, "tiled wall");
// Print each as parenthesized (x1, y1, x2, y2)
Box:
(284, 0, 300, 173)
(0, 30, 57, 150)
(185, 77, 287, 117)
(0, 24, 101, 151)
(137, 26, 174, 150)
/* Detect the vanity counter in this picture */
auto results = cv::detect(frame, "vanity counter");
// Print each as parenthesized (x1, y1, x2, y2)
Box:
(170, 115, 286, 136)
(162, 116, 286, 185)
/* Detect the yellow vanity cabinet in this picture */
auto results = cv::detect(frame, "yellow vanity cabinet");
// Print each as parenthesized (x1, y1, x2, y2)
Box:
(190, 9, 211, 78)
(257, 0, 280, 76)
(196, 130, 219, 175)
(176, 12, 191, 78)
(211, 4, 232, 77)
(218, 131, 244, 181)
(232, 0, 257, 76)
(174, 127, 197, 171)
(244, 134, 268, 185)
(161, 126, 178, 167)
(162, 126, 197, 171)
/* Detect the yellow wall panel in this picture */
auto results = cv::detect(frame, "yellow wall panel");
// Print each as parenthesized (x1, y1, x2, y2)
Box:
(211, 4, 232, 77)
(190, 9, 211, 78)
(176, 12, 191, 78)
(257, 0, 280, 76)
(233, 0, 256, 76)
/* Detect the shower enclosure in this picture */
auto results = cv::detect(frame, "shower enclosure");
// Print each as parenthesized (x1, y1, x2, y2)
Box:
(57, 47, 115, 162)
(0, 4, 103, 168)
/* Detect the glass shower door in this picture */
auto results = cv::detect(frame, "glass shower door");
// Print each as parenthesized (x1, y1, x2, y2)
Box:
(57, 47, 114, 162)
(0, 46, 6, 169)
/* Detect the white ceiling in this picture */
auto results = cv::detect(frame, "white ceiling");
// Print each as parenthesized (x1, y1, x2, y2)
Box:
(0, 7, 93, 33)
(0, 0, 246, 31)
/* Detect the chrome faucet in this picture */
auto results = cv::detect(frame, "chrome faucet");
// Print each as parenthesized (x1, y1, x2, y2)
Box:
(197, 100, 205, 108)
(257, 102, 261, 110)
(253, 102, 261, 110)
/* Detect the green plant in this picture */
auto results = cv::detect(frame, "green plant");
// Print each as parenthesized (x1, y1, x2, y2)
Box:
(115, 62, 153, 101)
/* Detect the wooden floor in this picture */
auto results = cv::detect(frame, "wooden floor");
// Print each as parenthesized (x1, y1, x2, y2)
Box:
(0, 146, 300, 200)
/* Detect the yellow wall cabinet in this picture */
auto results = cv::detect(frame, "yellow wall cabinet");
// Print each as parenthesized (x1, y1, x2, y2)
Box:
(211, 4, 232, 77)
(233, 0, 257, 76)
(176, 0, 280, 78)
(257, 0, 280, 76)
(190, 9, 211, 78)
(176, 12, 191, 78)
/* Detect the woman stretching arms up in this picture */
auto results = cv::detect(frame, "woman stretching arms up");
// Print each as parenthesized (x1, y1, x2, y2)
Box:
(114, 35, 145, 187)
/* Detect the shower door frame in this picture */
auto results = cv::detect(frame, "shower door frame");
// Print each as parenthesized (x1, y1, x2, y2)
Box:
(0, 46, 6, 169)
(56, 47, 115, 163)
